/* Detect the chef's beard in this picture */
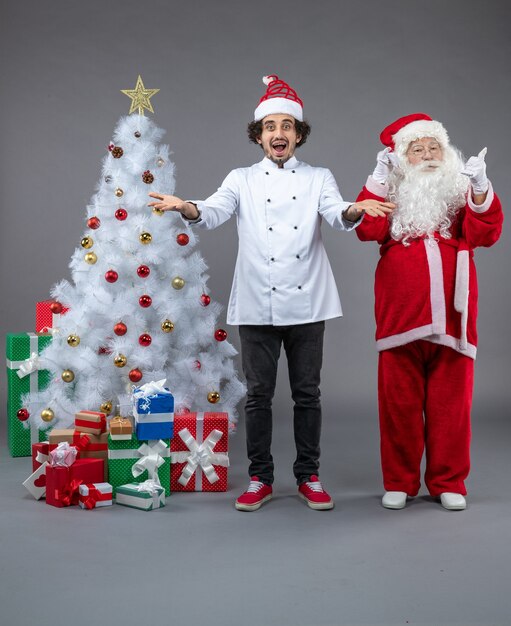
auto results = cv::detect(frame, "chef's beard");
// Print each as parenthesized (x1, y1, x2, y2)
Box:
(387, 145, 469, 246)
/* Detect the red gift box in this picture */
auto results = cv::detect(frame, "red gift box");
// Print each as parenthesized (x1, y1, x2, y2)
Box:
(36, 300, 69, 333)
(48, 429, 108, 480)
(75, 411, 107, 435)
(46, 458, 104, 508)
(170, 412, 229, 492)
(32, 441, 50, 472)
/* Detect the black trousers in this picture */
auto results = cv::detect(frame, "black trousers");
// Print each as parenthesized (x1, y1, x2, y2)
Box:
(238, 322, 325, 485)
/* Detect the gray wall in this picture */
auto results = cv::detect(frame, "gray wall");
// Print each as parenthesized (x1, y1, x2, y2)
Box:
(1, 0, 510, 437)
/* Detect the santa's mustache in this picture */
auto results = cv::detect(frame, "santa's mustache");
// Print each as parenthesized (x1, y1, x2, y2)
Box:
(414, 160, 443, 171)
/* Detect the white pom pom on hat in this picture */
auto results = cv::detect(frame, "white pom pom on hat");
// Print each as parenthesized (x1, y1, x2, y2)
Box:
(254, 75, 304, 122)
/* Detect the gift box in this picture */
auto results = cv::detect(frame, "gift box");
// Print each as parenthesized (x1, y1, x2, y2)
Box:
(48, 429, 109, 480)
(170, 412, 229, 492)
(46, 458, 104, 508)
(23, 462, 48, 500)
(32, 442, 50, 471)
(75, 410, 107, 435)
(6, 332, 52, 457)
(78, 482, 113, 509)
(35, 299, 68, 333)
(108, 434, 171, 496)
(116, 481, 165, 511)
(109, 416, 133, 440)
(132, 380, 174, 440)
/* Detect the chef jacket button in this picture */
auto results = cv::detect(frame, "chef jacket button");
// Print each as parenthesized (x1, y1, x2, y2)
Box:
(268, 227, 273, 231)
(292, 196, 296, 200)
(266, 172, 269, 175)
(292, 170, 295, 173)
(271, 257, 275, 262)
(296, 254, 300, 259)
(272, 287, 276, 291)
(267, 198, 271, 202)
(298, 285, 302, 290)
(294, 226, 298, 230)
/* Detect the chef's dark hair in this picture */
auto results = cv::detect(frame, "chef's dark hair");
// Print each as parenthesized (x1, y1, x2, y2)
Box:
(247, 119, 311, 147)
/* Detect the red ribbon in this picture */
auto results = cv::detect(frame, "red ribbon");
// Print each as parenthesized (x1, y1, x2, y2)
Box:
(80, 485, 111, 509)
(75, 416, 106, 433)
(72, 432, 91, 451)
(54, 478, 83, 506)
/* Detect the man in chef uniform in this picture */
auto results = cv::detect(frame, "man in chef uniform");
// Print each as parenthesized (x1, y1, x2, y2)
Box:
(149, 75, 391, 511)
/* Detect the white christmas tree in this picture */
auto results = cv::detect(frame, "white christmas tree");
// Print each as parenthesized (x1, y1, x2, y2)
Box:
(23, 78, 245, 432)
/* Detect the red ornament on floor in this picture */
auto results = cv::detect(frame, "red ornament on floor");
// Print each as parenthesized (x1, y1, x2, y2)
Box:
(17, 408, 30, 422)
(176, 233, 189, 246)
(137, 265, 150, 278)
(87, 216, 101, 229)
(115, 208, 128, 221)
(114, 322, 127, 336)
(105, 270, 118, 283)
(139, 295, 152, 308)
(129, 368, 143, 383)
(200, 294, 211, 306)
(139, 333, 152, 347)
(214, 329, 227, 341)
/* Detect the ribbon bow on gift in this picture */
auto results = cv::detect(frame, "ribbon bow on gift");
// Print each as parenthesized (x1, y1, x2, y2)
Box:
(176, 428, 230, 487)
(133, 379, 169, 399)
(17, 352, 41, 378)
(55, 479, 83, 507)
(49, 442, 78, 467)
(132, 440, 168, 485)
(81, 486, 106, 510)
(135, 479, 163, 509)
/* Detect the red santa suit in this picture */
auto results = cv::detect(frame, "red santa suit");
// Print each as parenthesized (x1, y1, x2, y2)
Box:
(356, 174, 503, 496)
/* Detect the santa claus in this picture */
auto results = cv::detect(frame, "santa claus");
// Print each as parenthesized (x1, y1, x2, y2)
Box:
(354, 113, 503, 510)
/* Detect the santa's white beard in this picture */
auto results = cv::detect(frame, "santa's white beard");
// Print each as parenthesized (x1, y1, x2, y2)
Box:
(388, 146, 469, 245)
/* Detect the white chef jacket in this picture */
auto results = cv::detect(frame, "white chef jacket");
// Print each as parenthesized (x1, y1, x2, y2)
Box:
(192, 155, 358, 326)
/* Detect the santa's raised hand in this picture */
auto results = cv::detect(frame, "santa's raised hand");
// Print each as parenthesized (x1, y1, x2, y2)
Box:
(461, 147, 489, 195)
(372, 147, 400, 185)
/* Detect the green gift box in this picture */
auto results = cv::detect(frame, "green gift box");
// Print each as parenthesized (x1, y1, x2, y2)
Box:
(6, 332, 52, 457)
(108, 434, 171, 496)
(116, 482, 165, 511)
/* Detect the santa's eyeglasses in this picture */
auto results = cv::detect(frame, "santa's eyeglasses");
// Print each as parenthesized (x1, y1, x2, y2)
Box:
(407, 143, 442, 157)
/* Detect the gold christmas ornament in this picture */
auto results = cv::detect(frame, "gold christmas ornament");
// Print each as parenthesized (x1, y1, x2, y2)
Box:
(152, 207, 165, 216)
(61, 369, 75, 383)
(100, 401, 113, 415)
(81, 236, 93, 249)
(156, 157, 165, 167)
(115, 187, 124, 198)
(172, 277, 185, 290)
(84, 252, 97, 264)
(207, 391, 220, 404)
(121, 75, 160, 116)
(114, 354, 127, 367)
(139, 232, 152, 244)
(67, 334, 80, 347)
(161, 319, 174, 333)
(41, 408, 55, 422)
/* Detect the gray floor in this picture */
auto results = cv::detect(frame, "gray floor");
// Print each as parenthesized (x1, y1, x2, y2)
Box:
(1, 401, 511, 626)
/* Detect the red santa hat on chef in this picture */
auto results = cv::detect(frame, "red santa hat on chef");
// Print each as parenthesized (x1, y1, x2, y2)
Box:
(254, 75, 304, 122)
(380, 113, 450, 157)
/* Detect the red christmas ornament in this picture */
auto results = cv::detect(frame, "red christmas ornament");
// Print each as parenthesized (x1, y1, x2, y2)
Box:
(139, 295, 152, 308)
(87, 216, 101, 230)
(214, 329, 227, 342)
(115, 208, 128, 221)
(176, 233, 189, 246)
(49, 301, 63, 314)
(105, 270, 119, 283)
(114, 322, 127, 336)
(180, 407, 191, 414)
(17, 408, 30, 422)
(98, 346, 112, 355)
(200, 294, 211, 307)
(129, 368, 143, 383)
(139, 333, 152, 347)
(137, 265, 150, 278)
(142, 170, 154, 184)
(194, 360, 201, 370)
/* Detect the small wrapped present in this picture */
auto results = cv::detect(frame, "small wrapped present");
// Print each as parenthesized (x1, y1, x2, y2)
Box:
(35, 299, 68, 333)
(23, 463, 48, 500)
(6, 332, 52, 457)
(46, 458, 104, 508)
(132, 379, 174, 440)
(49, 429, 109, 480)
(49, 441, 78, 467)
(171, 412, 229, 492)
(109, 416, 133, 440)
(108, 434, 170, 496)
(32, 442, 50, 472)
(75, 410, 107, 435)
(78, 482, 113, 509)
(116, 480, 165, 511)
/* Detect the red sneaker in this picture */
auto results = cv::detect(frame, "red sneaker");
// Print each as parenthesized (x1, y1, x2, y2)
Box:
(235, 477, 273, 511)
(298, 475, 334, 510)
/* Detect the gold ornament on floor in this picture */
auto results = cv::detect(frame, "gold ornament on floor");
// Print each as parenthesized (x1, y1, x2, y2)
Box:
(67, 334, 80, 347)
(114, 354, 127, 367)
(207, 391, 220, 404)
(100, 401, 113, 415)
(172, 277, 185, 290)
(41, 408, 55, 422)
(161, 319, 174, 333)
(121, 75, 160, 116)
(81, 236, 93, 249)
(115, 187, 124, 198)
(84, 252, 97, 264)
(139, 232, 152, 244)
(61, 369, 75, 383)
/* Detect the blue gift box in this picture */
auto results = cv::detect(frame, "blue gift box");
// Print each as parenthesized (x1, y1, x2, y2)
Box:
(133, 386, 174, 440)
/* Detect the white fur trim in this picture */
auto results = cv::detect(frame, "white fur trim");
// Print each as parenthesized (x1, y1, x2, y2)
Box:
(424, 239, 447, 335)
(393, 120, 449, 151)
(467, 180, 494, 213)
(366, 175, 389, 198)
(376, 331, 477, 359)
(254, 98, 303, 122)
(263, 76, 273, 86)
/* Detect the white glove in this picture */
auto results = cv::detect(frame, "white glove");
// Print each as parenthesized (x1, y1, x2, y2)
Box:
(372, 147, 400, 185)
(461, 147, 489, 194)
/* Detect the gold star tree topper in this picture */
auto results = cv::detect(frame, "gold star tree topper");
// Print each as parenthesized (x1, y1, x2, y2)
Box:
(121, 75, 160, 115)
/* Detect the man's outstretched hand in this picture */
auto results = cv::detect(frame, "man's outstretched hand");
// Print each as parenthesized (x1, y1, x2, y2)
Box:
(148, 192, 200, 220)
(344, 199, 395, 222)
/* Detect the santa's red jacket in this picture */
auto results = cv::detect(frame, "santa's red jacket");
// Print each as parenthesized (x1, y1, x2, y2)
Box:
(356, 177, 503, 359)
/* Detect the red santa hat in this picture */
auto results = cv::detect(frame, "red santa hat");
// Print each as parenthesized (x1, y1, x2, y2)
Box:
(254, 75, 304, 122)
(380, 113, 450, 153)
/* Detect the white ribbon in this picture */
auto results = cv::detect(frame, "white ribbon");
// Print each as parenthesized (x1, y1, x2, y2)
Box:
(135, 479, 164, 509)
(131, 439, 168, 486)
(35, 443, 49, 465)
(49, 441, 78, 467)
(133, 379, 169, 399)
(17, 352, 40, 378)
(176, 427, 229, 488)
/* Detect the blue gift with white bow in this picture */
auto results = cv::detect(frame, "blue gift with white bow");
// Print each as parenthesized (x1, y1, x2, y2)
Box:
(132, 379, 174, 440)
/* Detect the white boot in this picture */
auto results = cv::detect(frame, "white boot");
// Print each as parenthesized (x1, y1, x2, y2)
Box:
(382, 491, 407, 509)
(440, 493, 466, 510)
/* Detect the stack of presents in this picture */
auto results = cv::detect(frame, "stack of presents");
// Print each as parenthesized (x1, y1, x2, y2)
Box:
(7, 301, 230, 511)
